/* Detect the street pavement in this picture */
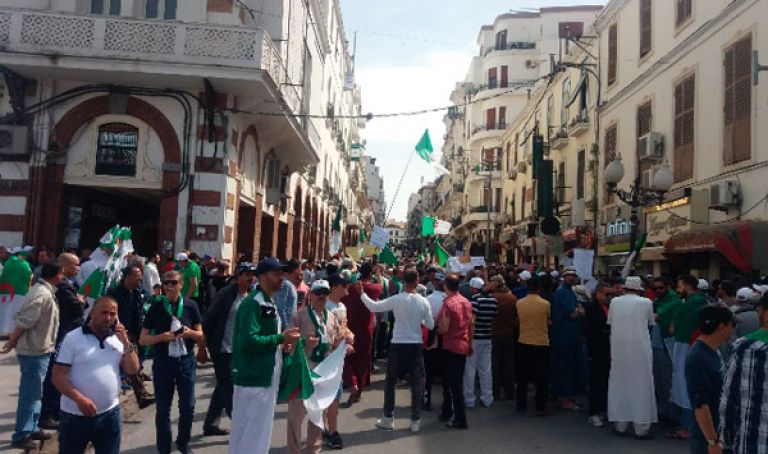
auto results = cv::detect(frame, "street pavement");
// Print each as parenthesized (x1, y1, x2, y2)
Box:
(0, 352, 689, 453)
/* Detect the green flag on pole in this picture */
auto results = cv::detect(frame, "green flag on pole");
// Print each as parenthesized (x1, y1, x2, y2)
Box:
(415, 129, 433, 163)
(421, 216, 435, 237)
(433, 237, 450, 267)
(360, 229, 366, 244)
(79, 267, 106, 299)
(379, 245, 398, 266)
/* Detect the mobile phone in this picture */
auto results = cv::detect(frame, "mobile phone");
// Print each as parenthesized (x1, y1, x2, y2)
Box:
(107, 321, 118, 337)
(174, 326, 185, 335)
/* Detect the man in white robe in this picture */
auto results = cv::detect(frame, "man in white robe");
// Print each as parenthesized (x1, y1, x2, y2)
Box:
(607, 276, 657, 438)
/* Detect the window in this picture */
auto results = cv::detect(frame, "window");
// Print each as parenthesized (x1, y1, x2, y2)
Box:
(95, 123, 138, 176)
(495, 30, 508, 50)
(500, 66, 509, 88)
(483, 186, 491, 208)
(639, 0, 652, 58)
(146, 0, 177, 19)
(637, 101, 653, 139)
(556, 161, 566, 203)
(91, 0, 121, 15)
(265, 154, 281, 190)
(498, 106, 507, 129)
(546, 95, 555, 133)
(675, 0, 692, 27)
(513, 133, 519, 165)
(488, 68, 498, 89)
(494, 188, 502, 212)
(723, 34, 752, 165)
(577, 149, 585, 199)
(561, 78, 571, 128)
(521, 185, 526, 219)
(608, 24, 618, 85)
(674, 74, 695, 181)
(506, 142, 512, 171)
(483, 147, 501, 170)
(486, 108, 496, 130)
(604, 124, 617, 204)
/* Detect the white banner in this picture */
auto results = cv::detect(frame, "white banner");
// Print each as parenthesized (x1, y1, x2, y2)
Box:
(370, 226, 389, 249)
(434, 219, 452, 235)
(573, 248, 595, 279)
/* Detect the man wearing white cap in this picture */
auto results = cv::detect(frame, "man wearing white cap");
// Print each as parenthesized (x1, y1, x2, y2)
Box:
(607, 276, 657, 438)
(175, 253, 201, 301)
(512, 270, 531, 299)
(463, 277, 498, 408)
(719, 287, 760, 359)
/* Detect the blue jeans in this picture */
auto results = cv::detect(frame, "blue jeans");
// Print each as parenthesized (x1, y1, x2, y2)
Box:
(153, 355, 196, 454)
(59, 406, 121, 454)
(13, 354, 50, 443)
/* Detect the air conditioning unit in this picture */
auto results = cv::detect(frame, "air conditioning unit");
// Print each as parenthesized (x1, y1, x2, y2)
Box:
(525, 59, 539, 69)
(0, 126, 28, 155)
(266, 187, 282, 205)
(641, 167, 657, 190)
(637, 132, 664, 161)
(709, 180, 741, 209)
(517, 160, 527, 173)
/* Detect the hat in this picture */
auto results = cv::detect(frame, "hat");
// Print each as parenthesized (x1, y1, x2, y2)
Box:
(255, 257, 286, 275)
(489, 275, 506, 287)
(737, 287, 755, 302)
(697, 279, 709, 290)
(519, 270, 532, 281)
(327, 273, 352, 288)
(623, 276, 645, 292)
(550, 270, 560, 278)
(469, 277, 485, 290)
(311, 280, 331, 293)
(752, 284, 768, 296)
(573, 285, 590, 303)
(283, 259, 301, 272)
(236, 262, 257, 274)
(175, 252, 189, 262)
(434, 272, 446, 281)
(563, 266, 578, 277)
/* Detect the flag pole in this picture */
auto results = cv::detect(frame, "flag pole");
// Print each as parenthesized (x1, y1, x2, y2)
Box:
(385, 147, 417, 221)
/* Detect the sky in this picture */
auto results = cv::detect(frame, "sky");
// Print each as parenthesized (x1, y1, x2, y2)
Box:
(341, 0, 606, 222)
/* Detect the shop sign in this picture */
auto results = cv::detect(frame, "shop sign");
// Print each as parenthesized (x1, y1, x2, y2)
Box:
(606, 218, 633, 238)
(644, 191, 709, 243)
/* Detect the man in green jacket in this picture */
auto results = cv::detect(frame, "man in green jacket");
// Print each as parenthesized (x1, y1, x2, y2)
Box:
(651, 277, 682, 423)
(229, 257, 300, 454)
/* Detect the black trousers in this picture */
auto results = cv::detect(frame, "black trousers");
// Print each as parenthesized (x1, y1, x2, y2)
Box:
(515, 343, 549, 412)
(203, 353, 233, 429)
(423, 348, 442, 404)
(492, 338, 516, 400)
(588, 349, 610, 416)
(440, 350, 467, 426)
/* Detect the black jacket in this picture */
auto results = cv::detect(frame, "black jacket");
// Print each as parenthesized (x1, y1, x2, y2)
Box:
(584, 300, 610, 359)
(56, 278, 84, 342)
(203, 283, 242, 358)
(107, 285, 145, 340)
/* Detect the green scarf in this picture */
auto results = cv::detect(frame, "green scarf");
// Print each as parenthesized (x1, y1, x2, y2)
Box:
(746, 328, 768, 343)
(307, 305, 330, 363)
(162, 296, 184, 319)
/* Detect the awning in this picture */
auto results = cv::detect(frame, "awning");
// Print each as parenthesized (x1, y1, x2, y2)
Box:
(664, 221, 768, 273)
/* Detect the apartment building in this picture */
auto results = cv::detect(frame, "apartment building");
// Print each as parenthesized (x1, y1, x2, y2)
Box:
(0, 0, 371, 263)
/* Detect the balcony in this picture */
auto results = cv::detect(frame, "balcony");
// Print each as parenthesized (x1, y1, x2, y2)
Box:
(568, 111, 590, 137)
(471, 122, 507, 140)
(473, 79, 537, 98)
(483, 41, 537, 57)
(459, 206, 502, 229)
(550, 128, 570, 150)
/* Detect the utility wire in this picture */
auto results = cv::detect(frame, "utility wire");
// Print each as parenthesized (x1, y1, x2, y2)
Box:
(659, 192, 768, 226)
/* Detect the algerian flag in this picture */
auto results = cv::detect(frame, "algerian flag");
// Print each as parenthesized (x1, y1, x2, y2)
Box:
(79, 267, 106, 299)
(421, 216, 435, 237)
(304, 340, 347, 429)
(330, 206, 343, 256)
(434, 237, 450, 267)
(0, 256, 33, 336)
(379, 245, 398, 266)
(278, 338, 315, 403)
(415, 129, 449, 176)
(621, 233, 647, 278)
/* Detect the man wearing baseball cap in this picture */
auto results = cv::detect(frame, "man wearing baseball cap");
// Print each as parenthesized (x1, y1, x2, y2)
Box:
(464, 277, 499, 409)
(201, 262, 257, 437)
(229, 258, 301, 454)
(176, 253, 201, 301)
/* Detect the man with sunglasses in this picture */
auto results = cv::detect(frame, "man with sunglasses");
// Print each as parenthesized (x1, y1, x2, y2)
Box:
(139, 271, 203, 454)
(201, 262, 257, 437)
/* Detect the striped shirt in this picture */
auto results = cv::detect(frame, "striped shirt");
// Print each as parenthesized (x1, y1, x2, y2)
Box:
(470, 291, 498, 340)
(719, 335, 768, 454)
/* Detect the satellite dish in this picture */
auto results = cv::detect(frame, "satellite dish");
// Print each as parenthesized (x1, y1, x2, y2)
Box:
(540, 216, 561, 236)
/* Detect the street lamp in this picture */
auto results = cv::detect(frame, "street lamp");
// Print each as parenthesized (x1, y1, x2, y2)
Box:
(604, 154, 674, 268)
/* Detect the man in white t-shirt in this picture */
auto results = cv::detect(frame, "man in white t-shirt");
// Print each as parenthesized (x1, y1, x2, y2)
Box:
(52, 296, 140, 454)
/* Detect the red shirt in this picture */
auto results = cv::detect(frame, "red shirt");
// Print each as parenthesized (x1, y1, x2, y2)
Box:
(437, 293, 473, 356)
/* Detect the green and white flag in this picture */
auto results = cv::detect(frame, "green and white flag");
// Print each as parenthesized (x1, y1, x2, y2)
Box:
(433, 237, 450, 267)
(415, 129, 449, 176)
(0, 255, 33, 336)
(304, 340, 347, 429)
(421, 216, 435, 237)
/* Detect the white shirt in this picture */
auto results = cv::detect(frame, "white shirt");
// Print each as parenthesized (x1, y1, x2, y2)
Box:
(361, 291, 434, 344)
(325, 299, 347, 325)
(56, 328, 124, 416)
(142, 262, 162, 295)
(426, 291, 446, 320)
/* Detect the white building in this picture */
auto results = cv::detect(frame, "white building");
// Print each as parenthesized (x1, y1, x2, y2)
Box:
(384, 220, 406, 249)
(595, 0, 768, 278)
(0, 0, 370, 263)
(362, 155, 386, 225)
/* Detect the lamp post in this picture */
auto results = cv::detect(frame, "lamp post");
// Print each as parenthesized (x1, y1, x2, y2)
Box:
(604, 155, 674, 269)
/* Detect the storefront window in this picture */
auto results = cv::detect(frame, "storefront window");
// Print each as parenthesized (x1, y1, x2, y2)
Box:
(95, 123, 138, 176)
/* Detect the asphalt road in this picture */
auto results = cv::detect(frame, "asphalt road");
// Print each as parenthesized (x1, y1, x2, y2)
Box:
(0, 352, 689, 453)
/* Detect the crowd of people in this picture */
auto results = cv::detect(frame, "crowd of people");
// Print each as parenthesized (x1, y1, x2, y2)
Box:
(1, 243, 767, 454)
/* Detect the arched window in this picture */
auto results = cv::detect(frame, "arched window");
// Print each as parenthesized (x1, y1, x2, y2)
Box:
(95, 123, 138, 176)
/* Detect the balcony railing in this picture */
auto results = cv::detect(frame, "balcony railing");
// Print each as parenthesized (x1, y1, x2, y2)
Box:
(474, 79, 536, 94)
(0, 8, 299, 112)
(483, 41, 537, 56)
(452, 184, 465, 193)
(472, 122, 507, 136)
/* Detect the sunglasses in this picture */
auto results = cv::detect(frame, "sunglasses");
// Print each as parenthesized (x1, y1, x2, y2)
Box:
(163, 280, 179, 285)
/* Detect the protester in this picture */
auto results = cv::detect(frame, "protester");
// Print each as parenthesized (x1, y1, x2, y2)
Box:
(201, 262, 257, 436)
(142, 253, 162, 296)
(685, 305, 734, 454)
(584, 282, 611, 427)
(514, 276, 551, 415)
(607, 276, 657, 439)
(228, 258, 301, 454)
(423, 271, 446, 411)
(651, 277, 681, 424)
(719, 287, 760, 358)
(1, 262, 62, 450)
(550, 267, 584, 411)
(52, 296, 140, 454)
(490, 275, 517, 402)
(139, 270, 204, 454)
(176, 253, 201, 301)
(0, 247, 34, 337)
(273, 270, 298, 328)
(436, 273, 473, 429)
(358, 269, 434, 432)
(464, 276, 498, 408)
(719, 293, 768, 454)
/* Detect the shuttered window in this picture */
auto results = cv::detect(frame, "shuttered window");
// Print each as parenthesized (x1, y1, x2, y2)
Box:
(608, 24, 618, 85)
(577, 149, 585, 199)
(675, 0, 692, 27)
(723, 34, 752, 165)
(500, 66, 509, 88)
(674, 74, 695, 181)
(486, 109, 496, 130)
(637, 101, 652, 139)
(639, 0, 652, 58)
(604, 125, 617, 204)
(513, 133, 519, 165)
(488, 68, 498, 89)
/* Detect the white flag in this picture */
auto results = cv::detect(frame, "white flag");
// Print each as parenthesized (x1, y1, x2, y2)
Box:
(434, 219, 452, 235)
(305, 341, 347, 429)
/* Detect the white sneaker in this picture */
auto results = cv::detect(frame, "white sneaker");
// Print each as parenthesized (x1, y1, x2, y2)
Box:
(409, 419, 421, 433)
(588, 415, 605, 427)
(375, 416, 394, 431)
